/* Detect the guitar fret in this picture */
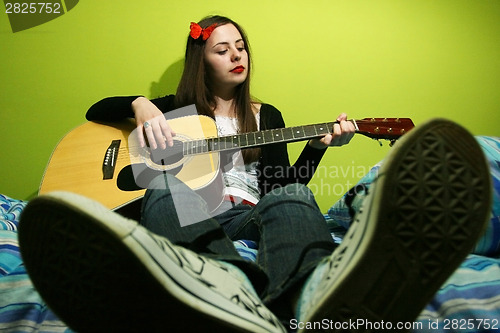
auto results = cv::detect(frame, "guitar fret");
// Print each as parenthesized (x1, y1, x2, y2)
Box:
(209, 138, 218, 152)
(247, 132, 256, 146)
(189, 139, 201, 154)
(199, 139, 208, 153)
(255, 132, 264, 145)
(292, 127, 305, 139)
(281, 127, 293, 141)
(303, 124, 318, 137)
(263, 129, 274, 143)
(193, 140, 199, 154)
(220, 137, 227, 150)
(275, 129, 284, 141)
(316, 123, 331, 135)
(239, 134, 248, 148)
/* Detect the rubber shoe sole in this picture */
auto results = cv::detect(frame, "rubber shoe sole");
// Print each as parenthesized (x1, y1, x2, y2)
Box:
(19, 191, 286, 333)
(298, 118, 492, 332)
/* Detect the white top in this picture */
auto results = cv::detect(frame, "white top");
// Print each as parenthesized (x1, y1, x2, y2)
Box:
(215, 113, 261, 205)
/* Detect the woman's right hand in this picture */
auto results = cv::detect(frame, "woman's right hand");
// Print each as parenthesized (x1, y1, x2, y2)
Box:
(131, 97, 176, 149)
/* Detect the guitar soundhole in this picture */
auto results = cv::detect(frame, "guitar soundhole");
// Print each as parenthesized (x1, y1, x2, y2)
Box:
(150, 140, 185, 166)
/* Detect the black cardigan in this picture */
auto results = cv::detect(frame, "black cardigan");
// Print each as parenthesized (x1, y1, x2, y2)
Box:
(86, 95, 326, 196)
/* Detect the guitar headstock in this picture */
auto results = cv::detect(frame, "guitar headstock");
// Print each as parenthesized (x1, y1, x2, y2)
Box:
(354, 118, 415, 141)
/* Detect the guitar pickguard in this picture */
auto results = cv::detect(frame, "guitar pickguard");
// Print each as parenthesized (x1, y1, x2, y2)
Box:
(117, 163, 182, 191)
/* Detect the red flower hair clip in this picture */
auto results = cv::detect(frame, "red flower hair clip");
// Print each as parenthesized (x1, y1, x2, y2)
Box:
(190, 22, 218, 41)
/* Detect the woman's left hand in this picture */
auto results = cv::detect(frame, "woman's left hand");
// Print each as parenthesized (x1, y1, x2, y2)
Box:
(308, 113, 355, 149)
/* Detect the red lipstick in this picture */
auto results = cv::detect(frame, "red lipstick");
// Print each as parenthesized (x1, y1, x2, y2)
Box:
(230, 65, 245, 73)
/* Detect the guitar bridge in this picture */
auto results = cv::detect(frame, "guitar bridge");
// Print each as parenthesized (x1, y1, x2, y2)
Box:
(103, 140, 121, 180)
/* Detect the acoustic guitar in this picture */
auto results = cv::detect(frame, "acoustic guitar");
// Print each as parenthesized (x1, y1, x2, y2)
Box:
(39, 115, 414, 212)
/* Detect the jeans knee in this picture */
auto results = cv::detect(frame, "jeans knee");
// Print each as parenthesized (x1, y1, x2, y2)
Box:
(148, 173, 180, 190)
(263, 183, 317, 207)
(144, 173, 187, 204)
(255, 183, 324, 228)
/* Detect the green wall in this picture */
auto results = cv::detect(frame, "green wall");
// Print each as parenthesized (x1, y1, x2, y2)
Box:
(1, 0, 499, 212)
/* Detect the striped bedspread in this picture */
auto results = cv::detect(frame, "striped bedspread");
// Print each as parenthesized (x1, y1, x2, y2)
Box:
(0, 195, 68, 332)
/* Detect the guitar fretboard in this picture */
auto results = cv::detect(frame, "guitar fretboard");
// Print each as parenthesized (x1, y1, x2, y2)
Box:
(183, 121, 341, 155)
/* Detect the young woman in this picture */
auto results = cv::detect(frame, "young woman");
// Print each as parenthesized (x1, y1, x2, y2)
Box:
(19, 15, 491, 332)
(86, 13, 355, 323)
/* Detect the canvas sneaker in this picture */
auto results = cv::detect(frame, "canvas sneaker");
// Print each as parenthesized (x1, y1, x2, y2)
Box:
(296, 118, 492, 332)
(19, 191, 286, 333)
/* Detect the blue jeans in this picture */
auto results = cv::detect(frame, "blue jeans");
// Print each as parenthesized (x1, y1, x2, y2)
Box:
(140, 173, 336, 320)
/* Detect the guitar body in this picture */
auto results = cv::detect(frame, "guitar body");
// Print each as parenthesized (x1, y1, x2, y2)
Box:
(40, 116, 222, 211)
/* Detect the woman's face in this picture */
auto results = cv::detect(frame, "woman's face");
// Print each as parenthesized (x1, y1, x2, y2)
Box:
(204, 23, 249, 91)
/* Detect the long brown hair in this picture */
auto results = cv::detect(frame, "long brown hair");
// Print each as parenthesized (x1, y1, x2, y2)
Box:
(174, 15, 260, 162)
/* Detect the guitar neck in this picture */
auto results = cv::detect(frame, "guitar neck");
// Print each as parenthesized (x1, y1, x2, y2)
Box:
(182, 117, 414, 155)
(183, 120, 349, 155)
(183, 120, 348, 155)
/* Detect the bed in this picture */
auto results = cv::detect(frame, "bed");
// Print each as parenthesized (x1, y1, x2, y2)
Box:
(1, 136, 499, 332)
